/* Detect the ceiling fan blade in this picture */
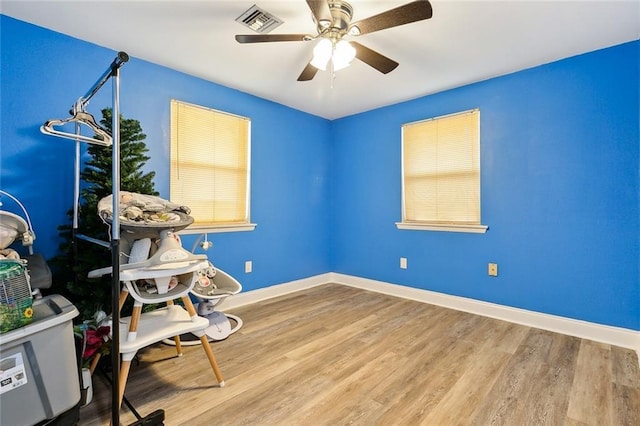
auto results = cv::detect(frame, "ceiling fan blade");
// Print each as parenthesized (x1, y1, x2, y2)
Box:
(352, 42, 399, 74)
(348, 0, 433, 36)
(235, 34, 309, 43)
(297, 62, 319, 81)
(306, 0, 332, 24)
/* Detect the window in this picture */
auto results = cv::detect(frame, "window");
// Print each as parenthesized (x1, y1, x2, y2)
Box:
(397, 108, 487, 233)
(170, 100, 254, 233)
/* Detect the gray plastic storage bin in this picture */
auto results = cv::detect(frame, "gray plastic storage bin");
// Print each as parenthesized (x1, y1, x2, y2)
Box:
(0, 294, 80, 426)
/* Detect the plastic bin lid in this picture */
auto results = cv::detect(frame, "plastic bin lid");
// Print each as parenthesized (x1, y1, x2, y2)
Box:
(0, 295, 78, 346)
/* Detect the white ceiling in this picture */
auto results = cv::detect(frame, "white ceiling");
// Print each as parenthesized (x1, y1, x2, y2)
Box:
(2, 0, 639, 119)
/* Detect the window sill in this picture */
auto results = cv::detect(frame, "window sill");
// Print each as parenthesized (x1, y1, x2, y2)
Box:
(395, 222, 488, 234)
(178, 223, 257, 234)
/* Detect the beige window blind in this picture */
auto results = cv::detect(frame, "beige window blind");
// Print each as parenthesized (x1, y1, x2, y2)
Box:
(402, 109, 480, 225)
(170, 100, 250, 227)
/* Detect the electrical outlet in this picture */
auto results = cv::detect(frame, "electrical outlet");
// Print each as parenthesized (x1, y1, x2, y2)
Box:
(245, 260, 252, 273)
(400, 257, 407, 269)
(488, 263, 498, 277)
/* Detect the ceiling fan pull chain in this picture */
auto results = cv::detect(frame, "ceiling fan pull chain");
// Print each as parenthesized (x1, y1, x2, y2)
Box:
(330, 59, 336, 89)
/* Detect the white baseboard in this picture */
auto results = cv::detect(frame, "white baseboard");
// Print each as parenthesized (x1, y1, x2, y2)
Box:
(217, 272, 640, 361)
(217, 273, 331, 311)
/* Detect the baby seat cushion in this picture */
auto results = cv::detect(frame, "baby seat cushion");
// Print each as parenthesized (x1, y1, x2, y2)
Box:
(98, 191, 194, 238)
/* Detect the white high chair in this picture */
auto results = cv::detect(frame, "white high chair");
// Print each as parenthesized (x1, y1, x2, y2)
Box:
(89, 230, 224, 411)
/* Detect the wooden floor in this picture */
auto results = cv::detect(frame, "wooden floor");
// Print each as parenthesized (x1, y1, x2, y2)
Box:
(79, 284, 639, 426)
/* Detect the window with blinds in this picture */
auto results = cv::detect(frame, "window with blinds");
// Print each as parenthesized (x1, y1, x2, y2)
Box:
(399, 109, 486, 233)
(170, 100, 251, 230)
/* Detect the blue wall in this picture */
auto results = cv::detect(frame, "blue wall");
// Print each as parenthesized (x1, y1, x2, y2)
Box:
(0, 16, 332, 291)
(330, 41, 639, 330)
(2, 16, 638, 330)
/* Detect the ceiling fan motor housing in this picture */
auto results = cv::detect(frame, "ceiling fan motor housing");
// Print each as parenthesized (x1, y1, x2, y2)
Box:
(318, 1, 354, 32)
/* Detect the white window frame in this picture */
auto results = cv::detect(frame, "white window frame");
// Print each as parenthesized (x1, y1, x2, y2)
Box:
(170, 99, 256, 234)
(396, 108, 488, 234)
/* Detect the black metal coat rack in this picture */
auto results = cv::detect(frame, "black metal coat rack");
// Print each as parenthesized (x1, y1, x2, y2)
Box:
(41, 51, 129, 426)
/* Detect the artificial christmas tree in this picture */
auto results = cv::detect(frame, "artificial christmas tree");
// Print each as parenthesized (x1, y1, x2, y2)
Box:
(51, 108, 157, 320)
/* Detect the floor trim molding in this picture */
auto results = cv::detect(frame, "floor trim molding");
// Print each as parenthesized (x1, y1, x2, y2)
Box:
(218, 273, 330, 310)
(219, 272, 640, 360)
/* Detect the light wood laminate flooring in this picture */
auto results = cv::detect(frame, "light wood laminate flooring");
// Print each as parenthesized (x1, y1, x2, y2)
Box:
(79, 284, 639, 425)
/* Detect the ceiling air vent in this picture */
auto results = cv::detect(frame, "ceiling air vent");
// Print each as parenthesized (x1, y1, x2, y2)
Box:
(236, 5, 284, 34)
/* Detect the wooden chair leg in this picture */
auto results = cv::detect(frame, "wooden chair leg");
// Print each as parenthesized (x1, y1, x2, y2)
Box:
(118, 359, 132, 410)
(181, 295, 199, 319)
(127, 304, 142, 342)
(165, 299, 183, 356)
(180, 295, 224, 385)
(119, 286, 129, 313)
(173, 335, 183, 355)
(89, 353, 101, 375)
(199, 335, 225, 386)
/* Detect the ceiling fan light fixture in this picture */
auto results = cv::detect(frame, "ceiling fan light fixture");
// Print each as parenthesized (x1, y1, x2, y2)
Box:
(332, 40, 356, 71)
(311, 38, 356, 72)
(310, 38, 332, 70)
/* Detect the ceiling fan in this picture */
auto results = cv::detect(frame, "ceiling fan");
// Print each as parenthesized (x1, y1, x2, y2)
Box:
(235, 0, 433, 81)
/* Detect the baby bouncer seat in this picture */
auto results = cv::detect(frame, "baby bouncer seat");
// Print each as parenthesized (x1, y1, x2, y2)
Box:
(162, 259, 243, 345)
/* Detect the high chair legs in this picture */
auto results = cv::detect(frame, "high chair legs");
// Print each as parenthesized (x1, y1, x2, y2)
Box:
(128, 305, 142, 342)
(181, 295, 225, 385)
(198, 334, 225, 386)
(118, 358, 133, 410)
(119, 287, 129, 312)
(165, 299, 183, 356)
(113, 295, 226, 417)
